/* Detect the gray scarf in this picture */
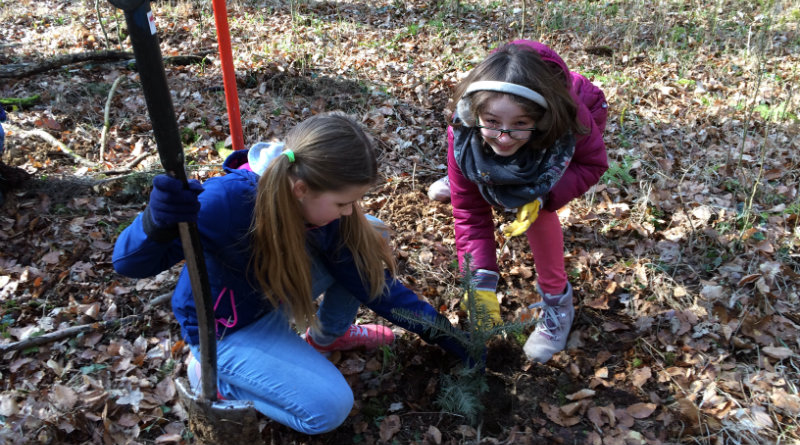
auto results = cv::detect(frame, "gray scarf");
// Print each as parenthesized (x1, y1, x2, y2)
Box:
(453, 120, 575, 209)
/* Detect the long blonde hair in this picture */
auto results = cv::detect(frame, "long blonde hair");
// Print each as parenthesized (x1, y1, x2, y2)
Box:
(250, 113, 396, 332)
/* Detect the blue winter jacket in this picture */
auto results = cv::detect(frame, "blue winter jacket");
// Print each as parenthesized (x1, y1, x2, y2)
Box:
(112, 149, 467, 359)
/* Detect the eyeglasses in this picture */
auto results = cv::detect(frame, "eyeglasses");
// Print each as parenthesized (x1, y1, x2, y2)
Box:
(475, 125, 537, 140)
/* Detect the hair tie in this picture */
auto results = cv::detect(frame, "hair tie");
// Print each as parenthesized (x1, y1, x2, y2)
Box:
(282, 149, 295, 163)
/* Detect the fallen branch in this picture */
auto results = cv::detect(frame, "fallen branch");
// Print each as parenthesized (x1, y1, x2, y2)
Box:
(0, 292, 171, 355)
(0, 50, 133, 78)
(100, 75, 124, 163)
(0, 50, 215, 79)
(0, 315, 141, 355)
(0, 95, 41, 110)
(101, 150, 156, 176)
(5, 123, 93, 166)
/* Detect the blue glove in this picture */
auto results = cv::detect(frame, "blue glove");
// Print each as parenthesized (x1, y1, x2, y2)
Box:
(142, 174, 203, 240)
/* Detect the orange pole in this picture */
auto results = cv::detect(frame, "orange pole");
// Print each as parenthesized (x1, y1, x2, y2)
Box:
(211, 0, 245, 151)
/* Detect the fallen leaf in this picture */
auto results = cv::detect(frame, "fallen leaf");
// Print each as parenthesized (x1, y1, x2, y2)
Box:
(426, 425, 442, 445)
(79, 302, 100, 319)
(602, 320, 629, 332)
(379, 414, 401, 442)
(700, 284, 724, 300)
(566, 389, 595, 401)
(587, 404, 616, 428)
(456, 425, 476, 438)
(154, 433, 182, 444)
(540, 402, 581, 426)
(770, 389, 800, 415)
(57, 420, 76, 434)
(0, 394, 20, 416)
(585, 294, 609, 309)
(595, 350, 613, 365)
(41, 250, 62, 265)
(51, 384, 78, 412)
(614, 408, 635, 428)
(339, 358, 366, 375)
(626, 402, 657, 418)
(154, 377, 176, 405)
(418, 248, 433, 263)
(510, 264, 533, 279)
(560, 400, 585, 416)
(762, 346, 794, 360)
(733, 405, 773, 430)
(631, 367, 652, 388)
(115, 388, 143, 411)
(737, 273, 762, 286)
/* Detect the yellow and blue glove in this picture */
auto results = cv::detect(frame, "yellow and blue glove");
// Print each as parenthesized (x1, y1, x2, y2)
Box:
(503, 197, 543, 238)
(460, 269, 501, 326)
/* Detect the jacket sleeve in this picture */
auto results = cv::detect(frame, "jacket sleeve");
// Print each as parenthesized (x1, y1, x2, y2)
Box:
(447, 126, 499, 273)
(112, 213, 185, 278)
(544, 101, 608, 212)
(317, 230, 470, 360)
(112, 176, 236, 279)
(571, 72, 608, 131)
(367, 275, 470, 361)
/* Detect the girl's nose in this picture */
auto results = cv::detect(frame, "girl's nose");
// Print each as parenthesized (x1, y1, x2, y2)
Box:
(497, 131, 514, 142)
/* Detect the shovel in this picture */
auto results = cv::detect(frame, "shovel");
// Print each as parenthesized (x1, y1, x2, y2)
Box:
(107, 0, 260, 442)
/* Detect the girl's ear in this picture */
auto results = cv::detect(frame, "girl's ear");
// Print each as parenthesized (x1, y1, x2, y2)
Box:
(291, 179, 309, 201)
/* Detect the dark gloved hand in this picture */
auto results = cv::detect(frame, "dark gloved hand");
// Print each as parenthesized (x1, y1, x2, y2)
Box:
(143, 174, 203, 240)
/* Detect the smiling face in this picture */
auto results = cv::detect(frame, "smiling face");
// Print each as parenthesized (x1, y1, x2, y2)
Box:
(292, 180, 371, 227)
(477, 95, 537, 157)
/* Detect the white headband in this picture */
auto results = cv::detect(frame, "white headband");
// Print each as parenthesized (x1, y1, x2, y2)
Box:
(463, 81, 548, 110)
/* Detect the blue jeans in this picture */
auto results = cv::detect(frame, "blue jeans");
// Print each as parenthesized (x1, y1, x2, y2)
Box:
(189, 241, 367, 434)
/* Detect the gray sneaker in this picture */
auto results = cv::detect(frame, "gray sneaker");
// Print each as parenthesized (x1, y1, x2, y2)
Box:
(524, 283, 574, 363)
(427, 176, 451, 202)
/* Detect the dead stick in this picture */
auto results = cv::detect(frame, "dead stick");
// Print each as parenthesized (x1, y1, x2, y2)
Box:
(0, 292, 171, 355)
(5, 123, 92, 166)
(100, 75, 124, 163)
(0, 315, 141, 355)
(101, 149, 156, 176)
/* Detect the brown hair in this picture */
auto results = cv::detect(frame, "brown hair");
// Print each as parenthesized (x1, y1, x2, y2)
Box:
(250, 112, 396, 332)
(450, 43, 586, 149)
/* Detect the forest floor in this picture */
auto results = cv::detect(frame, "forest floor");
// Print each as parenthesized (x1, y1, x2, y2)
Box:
(1, 0, 799, 444)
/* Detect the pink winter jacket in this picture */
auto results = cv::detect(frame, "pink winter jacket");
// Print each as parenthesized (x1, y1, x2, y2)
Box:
(447, 40, 608, 272)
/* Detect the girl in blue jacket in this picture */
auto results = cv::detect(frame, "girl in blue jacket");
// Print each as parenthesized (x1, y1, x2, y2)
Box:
(113, 113, 467, 435)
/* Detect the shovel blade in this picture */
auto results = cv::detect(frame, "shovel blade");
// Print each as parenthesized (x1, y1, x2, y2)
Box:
(175, 377, 264, 445)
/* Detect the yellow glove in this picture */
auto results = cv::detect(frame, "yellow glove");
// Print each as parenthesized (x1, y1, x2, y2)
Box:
(502, 198, 543, 238)
(460, 269, 501, 326)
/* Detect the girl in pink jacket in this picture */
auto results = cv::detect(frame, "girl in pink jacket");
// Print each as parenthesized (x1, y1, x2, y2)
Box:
(430, 40, 608, 363)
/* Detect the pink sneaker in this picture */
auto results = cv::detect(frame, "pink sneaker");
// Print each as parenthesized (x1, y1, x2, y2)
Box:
(306, 324, 395, 353)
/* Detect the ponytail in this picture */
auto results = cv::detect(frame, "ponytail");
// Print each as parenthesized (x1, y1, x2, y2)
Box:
(251, 153, 317, 331)
(250, 113, 391, 332)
